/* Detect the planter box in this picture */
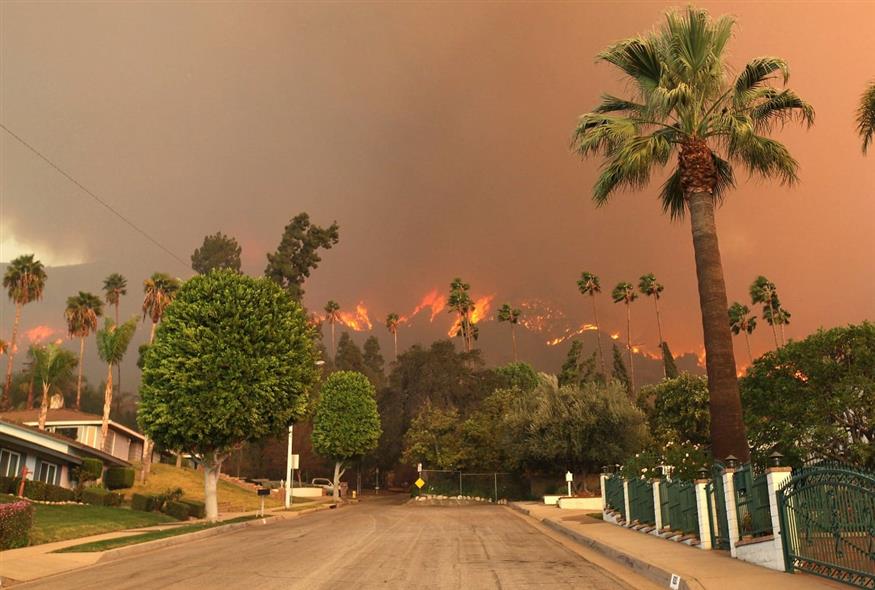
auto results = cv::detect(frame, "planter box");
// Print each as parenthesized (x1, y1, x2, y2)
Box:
(557, 496, 603, 510)
(543, 495, 562, 506)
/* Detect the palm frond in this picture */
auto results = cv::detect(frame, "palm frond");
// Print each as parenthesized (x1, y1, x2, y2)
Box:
(593, 130, 675, 204)
(593, 95, 645, 115)
(597, 38, 663, 93)
(728, 131, 798, 185)
(734, 57, 790, 100)
(749, 89, 814, 131)
(571, 114, 638, 157)
(857, 82, 875, 154)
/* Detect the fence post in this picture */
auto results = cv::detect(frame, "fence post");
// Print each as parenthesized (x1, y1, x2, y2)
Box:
(599, 469, 608, 512)
(694, 472, 712, 550)
(623, 478, 631, 526)
(763, 458, 793, 571)
(651, 477, 663, 534)
(722, 462, 740, 557)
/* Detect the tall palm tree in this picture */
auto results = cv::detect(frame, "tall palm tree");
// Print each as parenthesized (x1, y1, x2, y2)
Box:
(497, 303, 521, 362)
(571, 7, 813, 461)
(611, 282, 638, 391)
(749, 275, 790, 347)
(324, 301, 341, 359)
(447, 278, 474, 352)
(385, 313, 400, 362)
(95, 318, 137, 451)
(64, 291, 104, 410)
(638, 273, 665, 346)
(858, 82, 875, 153)
(30, 344, 77, 430)
(728, 302, 757, 363)
(103, 273, 127, 325)
(142, 273, 181, 344)
(2, 254, 47, 407)
(577, 272, 606, 374)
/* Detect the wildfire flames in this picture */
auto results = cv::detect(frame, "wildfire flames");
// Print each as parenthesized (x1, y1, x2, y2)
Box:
(545, 323, 599, 347)
(337, 302, 373, 331)
(518, 299, 568, 334)
(26, 325, 58, 344)
(448, 295, 494, 337)
(610, 332, 620, 340)
(400, 289, 447, 324)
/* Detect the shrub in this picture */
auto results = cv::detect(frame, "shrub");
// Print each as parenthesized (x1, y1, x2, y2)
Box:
(23, 480, 47, 501)
(179, 498, 205, 519)
(153, 487, 184, 511)
(0, 500, 33, 549)
(104, 467, 135, 490)
(131, 493, 158, 512)
(81, 487, 123, 507)
(79, 458, 104, 483)
(163, 500, 190, 521)
(42, 483, 76, 503)
(0, 476, 21, 495)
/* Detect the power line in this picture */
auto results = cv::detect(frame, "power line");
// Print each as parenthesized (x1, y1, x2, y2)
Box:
(0, 122, 189, 270)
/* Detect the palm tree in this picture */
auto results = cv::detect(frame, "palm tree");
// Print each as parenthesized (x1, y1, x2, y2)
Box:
(64, 291, 104, 410)
(728, 302, 757, 363)
(611, 282, 638, 392)
(447, 278, 474, 352)
(95, 318, 137, 451)
(324, 301, 341, 359)
(142, 273, 180, 344)
(385, 313, 400, 362)
(577, 272, 606, 374)
(571, 7, 813, 461)
(102, 273, 127, 325)
(749, 275, 789, 347)
(497, 303, 521, 362)
(638, 273, 665, 346)
(858, 82, 875, 153)
(2, 254, 47, 407)
(763, 301, 791, 346)
(30, 344, 77, 430)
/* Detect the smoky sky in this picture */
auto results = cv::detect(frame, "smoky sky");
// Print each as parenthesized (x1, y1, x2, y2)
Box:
(1, 1, 874, 386)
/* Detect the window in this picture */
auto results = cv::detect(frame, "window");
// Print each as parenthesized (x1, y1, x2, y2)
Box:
(36, 461, 58, 486)
(0, 449, 22, 477)
(55, 427, 79, 440)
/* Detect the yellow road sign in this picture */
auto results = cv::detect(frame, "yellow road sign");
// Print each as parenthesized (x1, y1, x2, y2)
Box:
(415, 478, 426, 489)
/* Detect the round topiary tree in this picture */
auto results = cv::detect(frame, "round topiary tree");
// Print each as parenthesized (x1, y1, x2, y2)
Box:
(312, 371, 381, 501)
(139, 270, 318, 520)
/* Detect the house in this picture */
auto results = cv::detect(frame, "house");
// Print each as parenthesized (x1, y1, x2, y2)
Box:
(0, 409, 148, 464)
(0, 419, 129, 488)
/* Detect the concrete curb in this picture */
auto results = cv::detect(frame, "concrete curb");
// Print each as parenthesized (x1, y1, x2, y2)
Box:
(509, 503, 706, 590)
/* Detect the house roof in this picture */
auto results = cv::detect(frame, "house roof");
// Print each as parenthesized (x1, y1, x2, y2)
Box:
(0, 409, 145, 442)
(0, 419, 130, 467)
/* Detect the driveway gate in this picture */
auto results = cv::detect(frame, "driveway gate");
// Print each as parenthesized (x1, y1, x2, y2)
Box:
(706, 463, 731, 550)
(777, 463, 875, 588)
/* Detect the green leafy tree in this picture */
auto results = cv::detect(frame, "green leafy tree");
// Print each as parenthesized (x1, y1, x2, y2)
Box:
(323, 300, 341, 359)
(264, 213, 339, 301)
(191, 231, 242, 274)
(335, 332, 365, 373)
(640, 374, 711, 448)
(30, 344, 77, 430)
(447, 278, 475, 352)
(102, 273, 127, 325)
(559, 342, 599, 388)
(96, 318, 137, 450)
(577, 272, 605, 373)
(497, 303, 521, 362)
(612, 282, 638, 391)
(661, 341, 679, 379)
(494, 362, 539, 392)
(65, 291, 104, 410)
(728, 302, 757, 363)
(858, 82, 875, 153)
(571, 7, 814, 461)
(139, 271, 318, 519)
(385, 313, 400, 362)
(638, 273, 665, 348)
(142, 273, 181, 344)
(312, 371, 381, 501)
(362, 336, 385, 389)
(612, 343, 632, 398)
(402, 403, 465, 471)
(750, 276, 789, 347)
(3, 254, 47, 407)
(741, 323, 875, 468)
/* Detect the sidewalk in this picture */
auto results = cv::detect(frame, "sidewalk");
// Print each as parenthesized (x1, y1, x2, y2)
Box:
(0, 500, 332, 585)
(510, 502, 844, 590)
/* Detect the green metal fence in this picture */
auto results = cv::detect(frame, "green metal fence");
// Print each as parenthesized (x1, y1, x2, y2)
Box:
(733, 464, 773, 539)
(664, 479, 700, 536)
(706, 463, 731, 550)
(604, 474, 625, 518)
(659, 479, 670, 529)
(628, 477, 655, 525)
(777, 463, 875, 588)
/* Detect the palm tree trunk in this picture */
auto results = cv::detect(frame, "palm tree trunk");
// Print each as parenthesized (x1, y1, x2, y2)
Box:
(688, 191, 749, 462)
(76, 336, 85, 410)
(625, 303, 635, 393)
(115, 301, 119, 326)
(26, 371, 34, 409)
(149, 321, 157, 345)
(779, 322, 786, 346)
(393, 330, 398, 362)
(38, 382, 50, 430)
(143, 319, 157, 482)
(743, 331, 753, 364)
(591, 294, 605, 375)
(511, 324, 518, 362)
(330, 322, 336, 360)
(101, 363, 114, 452)
(3, 303, 22, 407)
(654, 297, 665, 378)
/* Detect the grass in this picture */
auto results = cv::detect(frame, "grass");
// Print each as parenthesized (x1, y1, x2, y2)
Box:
(0, 494, 174, 545)
(55, 514, 268, 553)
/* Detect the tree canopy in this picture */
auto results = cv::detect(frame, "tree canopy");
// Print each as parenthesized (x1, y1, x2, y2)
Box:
(191, 232, 242, 274)
(264, 213, 339, 300)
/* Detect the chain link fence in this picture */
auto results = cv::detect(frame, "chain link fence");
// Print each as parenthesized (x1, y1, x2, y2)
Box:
(418, 470, 529, 501)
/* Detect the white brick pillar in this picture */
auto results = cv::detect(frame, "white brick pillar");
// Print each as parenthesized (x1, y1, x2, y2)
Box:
(599, 473, 607, 511)
(722, 468, 740, 557)
(764, 466, 793, 571)
(623, 478, 631, 525)
(694, 478, 712, 550)
(652, 478, 663, 534)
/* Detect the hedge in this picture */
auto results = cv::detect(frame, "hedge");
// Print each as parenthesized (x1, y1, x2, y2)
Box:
(0, 500, 34, 549)
(163, 501, 190, 521)
(0, 476, 21, 495)
(81, 487, 123, 507)
(179, 498, 205, 519)
(80, 458, 104, 482)
(104, 467, 135, 490)
(0, 478, 75, 503)
(131, 493, 159, 512)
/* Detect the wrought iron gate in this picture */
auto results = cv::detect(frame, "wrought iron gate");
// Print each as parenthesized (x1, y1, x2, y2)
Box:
(777, 463, 875, 588)
(706, 463, 730, 550)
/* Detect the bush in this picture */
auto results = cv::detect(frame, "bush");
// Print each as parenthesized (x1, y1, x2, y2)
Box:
(0, 476, 21, 495)
(41, 483, 76, 502)
(0, 500, 34, 549)
(104, 467, 135, 490)
(152, 487, 184, 511)
(79, 458, 104, 483)
(23, 480, 47, 501)
(81, 487, 123, 507)
(179, 498, 205, 519)
(163, 500, 190, 521)
(131, 493, 154, 512)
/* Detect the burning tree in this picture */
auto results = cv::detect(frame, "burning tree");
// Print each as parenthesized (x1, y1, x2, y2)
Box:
(447, 278, 476, 352)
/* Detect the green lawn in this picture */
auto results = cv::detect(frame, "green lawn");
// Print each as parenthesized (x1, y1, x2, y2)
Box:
(55, 515, 267, 553)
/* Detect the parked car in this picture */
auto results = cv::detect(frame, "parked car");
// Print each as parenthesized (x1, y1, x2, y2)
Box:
(311, 478, 334, 491)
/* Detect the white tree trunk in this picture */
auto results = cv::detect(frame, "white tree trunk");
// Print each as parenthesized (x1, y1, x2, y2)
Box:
(332, 460, 346, 503)
(38, 382, 50, 430)
(203, 452, 226, 521)
(101, 364, 114, 451)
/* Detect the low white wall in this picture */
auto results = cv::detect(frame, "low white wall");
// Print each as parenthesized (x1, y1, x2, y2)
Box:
(735, 537, 783, 570)
(557, 497, 603, 510)
(291, 487, 324, 498)
(543, 495, 561, 506)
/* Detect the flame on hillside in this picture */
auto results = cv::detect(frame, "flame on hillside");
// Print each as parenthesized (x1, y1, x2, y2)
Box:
(337, 302, 373, 331)
(518, 299, 568, 334)
(696, 347, 706, 367)
(546, 323, 599, 347)
(401, 289, 447, 324)
(448, 295, 494, 337)
(26, 325, 58, 344)
(610, 332, 620, 340)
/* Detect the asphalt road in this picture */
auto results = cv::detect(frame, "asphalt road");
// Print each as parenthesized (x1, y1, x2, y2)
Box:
(22, 496, 634, 589)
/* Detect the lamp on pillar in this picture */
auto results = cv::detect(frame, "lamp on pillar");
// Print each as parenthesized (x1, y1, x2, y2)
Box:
(725, 455, 739, 469)
(697, 467, 709, 481)
(769, 451, 784, 468)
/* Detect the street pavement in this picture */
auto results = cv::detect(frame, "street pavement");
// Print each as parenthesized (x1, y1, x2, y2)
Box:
(19, 495, 637, 589)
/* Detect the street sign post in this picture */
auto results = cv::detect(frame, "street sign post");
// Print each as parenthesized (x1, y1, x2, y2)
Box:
(565, 471, 573, 497)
